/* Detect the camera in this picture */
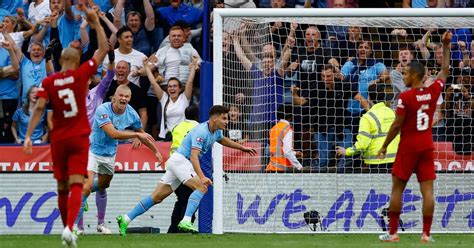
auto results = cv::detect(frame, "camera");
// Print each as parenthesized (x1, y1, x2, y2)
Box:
(300, 60, 316, 72)
(380, 208, 405, 232)
(451, 84, 462, 102)
(451, 84, 461, 90)
(303, 210, 322, 231)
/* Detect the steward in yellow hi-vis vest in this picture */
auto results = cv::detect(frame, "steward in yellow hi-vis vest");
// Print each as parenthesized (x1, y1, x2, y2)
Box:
(171, 119, 199, 155)
(167, 105, 199, 233)
(337, 84, 399, 168)
(266, 106, 303, 172)
(170, 106, 200, 156)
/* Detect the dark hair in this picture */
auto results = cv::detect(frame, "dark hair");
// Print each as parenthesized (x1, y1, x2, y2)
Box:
(209, 105, 229, 117)
(321, 64, 336, 73)
(173, 20, 190, 30)
(461, 68, 474, 76)
(167, 77, 183, 89)
(277, 105, 293, 120)
(358, 40, 372, 49)
(22, 86, 39, 115)
(408, 61, 426, 81)
(117, 27, 132, 39)
(126, 11, 142, 22)
(185, 105, 199, 122)
(368, 84, 385, 104)
(399, 45, 415, 55)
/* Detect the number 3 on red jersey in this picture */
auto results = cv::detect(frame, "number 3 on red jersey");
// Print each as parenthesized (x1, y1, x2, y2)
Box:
(58, 88, 78, 118)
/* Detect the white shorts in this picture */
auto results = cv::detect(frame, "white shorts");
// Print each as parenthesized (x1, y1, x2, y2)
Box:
(160, 152, 196, 191)
(87, 151, 116, 175)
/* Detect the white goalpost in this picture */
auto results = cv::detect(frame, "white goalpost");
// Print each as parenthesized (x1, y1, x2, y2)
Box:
(212, 8, 474, 234)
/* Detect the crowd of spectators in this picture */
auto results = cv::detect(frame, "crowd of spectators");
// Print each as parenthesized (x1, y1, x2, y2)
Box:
(0, 0, 206, 146)
(0, 0, 472, 172)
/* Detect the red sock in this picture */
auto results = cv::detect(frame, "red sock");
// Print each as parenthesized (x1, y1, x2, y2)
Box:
(423, 215, 433, 236)
(57, 190, 69, 227)
(67, 183, 83, 230)
(389, 211, 400, 235)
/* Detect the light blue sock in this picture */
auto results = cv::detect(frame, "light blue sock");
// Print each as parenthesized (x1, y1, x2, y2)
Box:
(75, 195, 88, 224)
(126, 195, 155, 221)
(184, 190, 205, 218)
(91, 179, 99, 193)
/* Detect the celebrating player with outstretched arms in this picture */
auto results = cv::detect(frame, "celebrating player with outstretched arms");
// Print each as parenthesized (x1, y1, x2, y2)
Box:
(75, 85, 162, 235)
(116, 105, 257, 235)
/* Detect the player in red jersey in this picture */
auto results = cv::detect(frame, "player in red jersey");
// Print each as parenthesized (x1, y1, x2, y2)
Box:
(377, 31, 452, 243)
(23, 8, 108, 247)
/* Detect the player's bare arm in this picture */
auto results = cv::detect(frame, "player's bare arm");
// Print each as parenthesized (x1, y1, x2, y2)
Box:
(135, 129, 163, 163)
(86, 8, 108, 65)
(218, 136, 257, 156)
(101, 123, 145, 140)
(377, 113, 405, 159)
(190, 148, 212, 186)
(23, 98, 48, 154)
(436, 31, 452, 81)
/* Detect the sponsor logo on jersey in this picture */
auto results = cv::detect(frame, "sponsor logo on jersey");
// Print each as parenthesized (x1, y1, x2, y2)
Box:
(397, 99, 404, 108)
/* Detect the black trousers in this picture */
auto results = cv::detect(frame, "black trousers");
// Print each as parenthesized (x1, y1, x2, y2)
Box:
(167, 183, 196, 233)
(0, 99, 18, 143)
(364, 162, 394, 173)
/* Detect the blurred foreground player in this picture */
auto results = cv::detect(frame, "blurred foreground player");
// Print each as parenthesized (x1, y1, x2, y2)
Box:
(23, 8, 108, 247)
(377, 31, 452, 243)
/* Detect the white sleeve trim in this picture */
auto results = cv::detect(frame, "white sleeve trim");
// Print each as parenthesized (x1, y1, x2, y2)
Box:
(282, 129, 303, 170)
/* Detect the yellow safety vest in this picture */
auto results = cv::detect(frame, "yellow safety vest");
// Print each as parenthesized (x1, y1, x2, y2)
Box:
(170, 119, 198, 155)
(346, 102, 400, 164)
(266, 121, 293, 172)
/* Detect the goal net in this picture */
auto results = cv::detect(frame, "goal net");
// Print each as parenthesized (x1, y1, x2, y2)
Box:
(212, 9, 474, 234)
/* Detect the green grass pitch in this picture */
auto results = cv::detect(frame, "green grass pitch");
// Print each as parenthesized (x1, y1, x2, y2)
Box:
(1, 234, 473, 248)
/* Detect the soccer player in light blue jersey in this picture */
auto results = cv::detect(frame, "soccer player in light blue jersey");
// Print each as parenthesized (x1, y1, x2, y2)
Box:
(76, 85, 162, 234)
(116, 105, 257, 235)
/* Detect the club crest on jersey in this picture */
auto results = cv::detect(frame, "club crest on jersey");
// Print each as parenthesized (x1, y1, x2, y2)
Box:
(397, 99, 404, 108)
(196, 137, 204, 143)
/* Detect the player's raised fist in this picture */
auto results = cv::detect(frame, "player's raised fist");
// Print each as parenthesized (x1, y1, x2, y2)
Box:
(441, 31, 452, 46)
(1, 41, 12, 50)
(16, 8, 25, 17)
(85, 8, 99, 25)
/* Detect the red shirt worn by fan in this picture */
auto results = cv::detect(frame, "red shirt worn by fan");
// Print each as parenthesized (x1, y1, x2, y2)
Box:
(396, 79, 444, 153)
(36, 59, 98, 142)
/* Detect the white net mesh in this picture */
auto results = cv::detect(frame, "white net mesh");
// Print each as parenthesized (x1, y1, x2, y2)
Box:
(217, 15, 474, 233)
